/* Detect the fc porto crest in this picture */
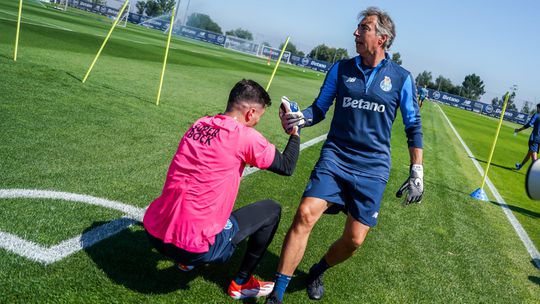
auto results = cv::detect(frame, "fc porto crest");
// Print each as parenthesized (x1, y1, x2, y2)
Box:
(380, 76, 392, 92)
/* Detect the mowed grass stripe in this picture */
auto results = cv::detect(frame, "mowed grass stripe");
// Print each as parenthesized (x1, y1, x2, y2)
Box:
(441, 104, 540, 249)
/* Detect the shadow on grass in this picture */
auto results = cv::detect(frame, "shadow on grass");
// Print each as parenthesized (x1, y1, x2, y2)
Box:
(488, 200, 540, 219)
(423, 180, 469, 196)
(473, 158, 525, 175)
(65, 71, 82, 82)
(82, 222, 307, 297)
(529, 276, 540, 285)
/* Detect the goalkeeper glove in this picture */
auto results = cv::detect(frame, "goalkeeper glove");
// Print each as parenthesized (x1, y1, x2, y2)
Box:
(396, 164, 424, 205)
(279, 96, 304, 134)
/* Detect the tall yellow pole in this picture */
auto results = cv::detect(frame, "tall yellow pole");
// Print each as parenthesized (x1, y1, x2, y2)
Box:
(82, 0, 129, 83)
(479, 92, 510, 190)
(14, 0, 23, 61)
(156, 8, 176, 106)
(265, 36, 290, 91)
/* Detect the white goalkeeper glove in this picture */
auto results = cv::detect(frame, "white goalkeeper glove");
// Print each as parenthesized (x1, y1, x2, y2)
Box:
(279, 96, 305, 135)
(396, 164, 424, 205)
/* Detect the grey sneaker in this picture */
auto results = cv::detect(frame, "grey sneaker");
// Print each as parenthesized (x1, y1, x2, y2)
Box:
(265, 292, 282, 304)
(306, 271, 325, 300)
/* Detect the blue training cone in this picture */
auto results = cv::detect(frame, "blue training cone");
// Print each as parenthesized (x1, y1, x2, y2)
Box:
(470, 188, 489, 201)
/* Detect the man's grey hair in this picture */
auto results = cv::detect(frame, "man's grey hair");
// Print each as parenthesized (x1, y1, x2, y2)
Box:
(359, 7, 396, 50)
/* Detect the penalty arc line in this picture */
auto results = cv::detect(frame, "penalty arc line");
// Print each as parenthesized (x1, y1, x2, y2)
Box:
(436, 103, 540, 269)
(0, 133, 328, 264)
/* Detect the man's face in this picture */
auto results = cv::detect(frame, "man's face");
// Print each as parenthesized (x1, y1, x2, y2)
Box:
(354, 15, 385, 57)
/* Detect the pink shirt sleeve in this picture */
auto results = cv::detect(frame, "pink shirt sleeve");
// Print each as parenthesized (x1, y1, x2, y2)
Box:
(241, 128, 276, 170)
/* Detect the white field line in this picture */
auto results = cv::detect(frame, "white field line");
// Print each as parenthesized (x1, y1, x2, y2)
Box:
(242, 134, 327, 176)
(436, 103, 540, 269)
(0, 13, 73, 32)
(0, 134, 328, 264)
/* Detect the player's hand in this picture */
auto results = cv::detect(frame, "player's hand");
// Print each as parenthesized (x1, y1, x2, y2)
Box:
(396, 164, 424, 205)
(280, 96, 304, 135)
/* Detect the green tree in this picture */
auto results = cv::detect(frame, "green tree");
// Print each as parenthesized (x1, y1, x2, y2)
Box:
(461, 74, 485, 100)
(434, 75, 454, 93)
(156, 0, 175, 13)
(225, 28, 253, 40)
(279, 41, 304, 57)
(261, 41, 271, 48)
(333, 48, 348, 62)
(186, 13, 222, 34)
(308, 44, 332, 61)
(135, 0, 146, 15)
(416, 71, 434, 88)
(308, 45, 347, 62)
(491, 92, 517, 110)
(144, 0, 162, 17)
(391, 52, 402, 65)
(522, 101, 531, 114)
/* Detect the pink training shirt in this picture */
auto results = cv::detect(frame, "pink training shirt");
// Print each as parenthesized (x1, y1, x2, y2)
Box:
(143, 114, 276, 253)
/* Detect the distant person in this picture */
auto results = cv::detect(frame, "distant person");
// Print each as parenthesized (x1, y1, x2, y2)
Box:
(143, 79, 300, 300)
(514, 103, 540, 170)
(418, 86, 429, 108)
(266, 7, 423, 304)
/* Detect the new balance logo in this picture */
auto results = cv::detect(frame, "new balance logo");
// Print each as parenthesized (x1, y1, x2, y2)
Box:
(346, 77, 357, 83)
(342, 97, 386, 113)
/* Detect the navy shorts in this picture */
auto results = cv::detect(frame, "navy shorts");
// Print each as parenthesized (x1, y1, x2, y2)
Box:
(303, 159, 387, 227)
(146, 217, 239, 266)
(529, 140, 539, 153)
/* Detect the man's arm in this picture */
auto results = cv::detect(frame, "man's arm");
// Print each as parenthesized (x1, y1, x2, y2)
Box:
(515, 114, 536, 133)
(283, 62, 340, 130)
(267, 134, 300, 176)
(409, 147, 423, 165)
(396, 73, 424, 204)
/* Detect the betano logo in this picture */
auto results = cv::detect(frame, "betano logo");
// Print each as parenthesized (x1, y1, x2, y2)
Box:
(342, 97, 385, 112)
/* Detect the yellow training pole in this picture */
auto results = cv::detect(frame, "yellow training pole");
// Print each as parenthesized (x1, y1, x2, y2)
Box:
(82, 0, 129, 83)
(14, 0, 23, 61)
(156, 8, 176, 106)
(265, 36, 290, 91)
(479, 92, 510, 190)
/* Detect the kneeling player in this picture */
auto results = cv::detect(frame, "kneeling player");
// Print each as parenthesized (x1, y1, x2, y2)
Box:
(143, 80, 300, 300)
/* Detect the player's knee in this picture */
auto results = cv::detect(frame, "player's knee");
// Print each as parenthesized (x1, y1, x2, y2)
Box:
(344, 235, 365, 251)
(294, 204, 319, 231)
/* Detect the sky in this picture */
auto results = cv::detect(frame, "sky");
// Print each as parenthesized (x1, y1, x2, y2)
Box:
(170, 0, 539, 107)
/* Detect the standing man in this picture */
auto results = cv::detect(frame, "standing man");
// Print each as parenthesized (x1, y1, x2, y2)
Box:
(144, 80, 301, 300)
(267, 7, 423, 303)
(418, 86, 429, 108)
(514, 103, 540, 170)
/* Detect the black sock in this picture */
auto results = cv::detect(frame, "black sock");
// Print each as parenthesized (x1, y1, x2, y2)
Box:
(309, 257, 331, 278)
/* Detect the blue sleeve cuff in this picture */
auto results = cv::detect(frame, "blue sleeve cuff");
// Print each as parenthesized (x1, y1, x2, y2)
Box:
(302, 105, 325, 127)
(406, 127, 423, 148)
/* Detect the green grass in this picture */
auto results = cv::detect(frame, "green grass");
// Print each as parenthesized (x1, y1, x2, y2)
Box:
(0, 1, 539, 303)
(440, 104, 540, 248)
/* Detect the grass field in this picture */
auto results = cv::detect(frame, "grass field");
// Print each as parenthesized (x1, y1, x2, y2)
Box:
(0, 1, 539, 303)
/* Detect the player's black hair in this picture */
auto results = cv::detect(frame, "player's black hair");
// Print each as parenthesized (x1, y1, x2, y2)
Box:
(226, 79, 271, 112)
(537, 103, 540, 108)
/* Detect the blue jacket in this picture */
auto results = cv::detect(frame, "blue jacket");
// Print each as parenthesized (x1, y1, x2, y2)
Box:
(525, 113, 540, 143)
(302, 54, 423, 180)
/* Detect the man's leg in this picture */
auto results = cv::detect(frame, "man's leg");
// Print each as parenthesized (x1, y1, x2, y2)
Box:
(324, 213, 370, 266)
(277, 197, 329, 275)
(227, 199, 281, 299)
(266, 197, 328, 303)
(517, 152, 532, 169)
(231, 199, 282, 281)
(532, 152, 538, 161)
(305, 213, 370, 300)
